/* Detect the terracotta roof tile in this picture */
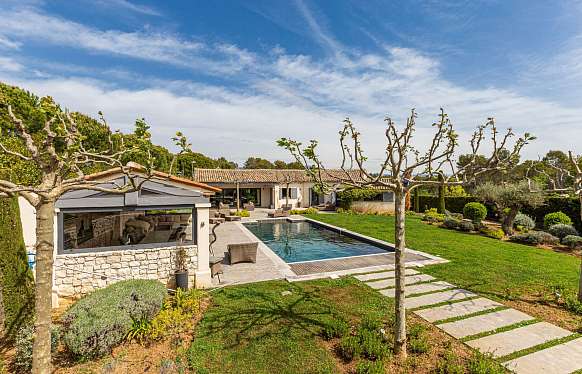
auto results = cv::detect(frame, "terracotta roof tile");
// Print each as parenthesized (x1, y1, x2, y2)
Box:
(192, 168, 365, 184)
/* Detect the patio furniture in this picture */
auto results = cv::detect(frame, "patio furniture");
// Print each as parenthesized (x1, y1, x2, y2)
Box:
(243, 202, 255, 211)
(209, 217, 225, 224)
(225, 215, 241, 222)
(268, 209, 289, 218)
(228, 242, 258, 264)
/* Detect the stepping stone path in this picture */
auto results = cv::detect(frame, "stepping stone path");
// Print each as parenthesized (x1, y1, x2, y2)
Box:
(405, 289, 477, 309)
(438, 309, 534, 339)
(467, 322, 572, 358)
(366, 274, 435, 289)
(379, 280, 454, 297)
(504, 337, 582, 374)
(414, 298, 502, 323)
(354, 268, 419, 282)
(358, 269, 582, 373)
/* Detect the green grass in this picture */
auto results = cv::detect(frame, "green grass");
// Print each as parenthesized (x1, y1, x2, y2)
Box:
(308, 214, 581, 301)
(185, 278, 393, 374)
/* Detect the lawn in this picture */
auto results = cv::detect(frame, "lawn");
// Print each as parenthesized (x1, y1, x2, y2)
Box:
(185, 278, 502, 374)
(308, 214, 582, 329)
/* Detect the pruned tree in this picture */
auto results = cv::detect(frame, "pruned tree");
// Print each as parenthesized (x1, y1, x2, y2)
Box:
(0, 100, 155, 374)
(278, 108, 533, 358)
(474, 181, 543, 235)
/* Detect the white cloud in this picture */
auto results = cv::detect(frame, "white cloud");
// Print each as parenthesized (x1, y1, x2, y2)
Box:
(0, 57, 23, 72)
(95, 0, 162, 16)
(1, 4, 581, 167)
(0, 7, 256, 75)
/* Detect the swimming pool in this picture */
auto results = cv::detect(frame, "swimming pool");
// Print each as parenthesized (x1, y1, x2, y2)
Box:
(243, 220, 392, 263)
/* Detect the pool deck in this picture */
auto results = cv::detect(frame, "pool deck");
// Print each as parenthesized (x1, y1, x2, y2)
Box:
(209, 212, 447, 287)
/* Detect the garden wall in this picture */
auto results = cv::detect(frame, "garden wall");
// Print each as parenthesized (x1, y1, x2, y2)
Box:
(53, 245, 198, 299)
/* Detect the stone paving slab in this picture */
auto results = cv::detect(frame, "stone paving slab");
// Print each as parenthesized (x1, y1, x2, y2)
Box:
(414, 298, 502, 323)
(503, 337, 582, 374)
(366, 274, 435, 289)
(405, 289, 477, 309)
(380, 280, 455, 297)
(467, 322, 572, 359)
(438, 309, 535, 339)
(354, 268, 419, 281)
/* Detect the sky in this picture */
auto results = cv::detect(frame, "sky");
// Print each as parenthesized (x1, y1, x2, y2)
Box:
(0, 0, 581, 167)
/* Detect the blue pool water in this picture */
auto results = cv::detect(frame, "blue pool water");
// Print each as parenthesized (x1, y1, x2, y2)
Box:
(243, 220, 390, 263)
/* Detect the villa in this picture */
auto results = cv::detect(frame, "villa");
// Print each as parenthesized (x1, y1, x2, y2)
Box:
(192, 168, 396, 213)
(193, 168, 363, 209)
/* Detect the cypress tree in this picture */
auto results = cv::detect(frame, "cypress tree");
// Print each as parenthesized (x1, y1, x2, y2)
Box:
(0, 197, 34, 340)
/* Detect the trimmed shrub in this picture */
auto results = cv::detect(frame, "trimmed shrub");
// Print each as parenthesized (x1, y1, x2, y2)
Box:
(510, 231, 559, 246)
(521, 197, 581, 231)
(14, 324, 60, 372)
(321, 317, 350, 340)
(562, 235, 582, 249)
(463, 202, 487, 224)
(480, 227, 505, 240)
(544, 212, 573, 229)
(61, 279, 166, 358)
(443, 217, 461, 230)
(422, 208, 445, 223)
(0, 197, 35, 340)
(231, 209, 250, 217)
(514, 213, 536, 231)
(548, 224, 579, 240)
(417, 195, 480, 215)
(290, 207, 318, 215)
(355, 360, 385, 374)
(458, 220, 475, 232)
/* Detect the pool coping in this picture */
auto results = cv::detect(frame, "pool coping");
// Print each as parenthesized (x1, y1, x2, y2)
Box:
(239, 216, 448, 282)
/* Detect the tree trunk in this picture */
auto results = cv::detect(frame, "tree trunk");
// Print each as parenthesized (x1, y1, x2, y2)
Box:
(501, 206, 518, 236)
(32, 201, 54, 374)
(285, 183, 290, 208)
(393, 189, 407, 359)
(437, 176, 446, 214)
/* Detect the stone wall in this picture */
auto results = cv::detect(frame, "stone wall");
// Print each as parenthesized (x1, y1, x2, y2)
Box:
(53, 245, 198, 298)
(351, 201, 395, 215)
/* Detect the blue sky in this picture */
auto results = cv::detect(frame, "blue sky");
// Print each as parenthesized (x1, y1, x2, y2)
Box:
(1, 0, 581, 165)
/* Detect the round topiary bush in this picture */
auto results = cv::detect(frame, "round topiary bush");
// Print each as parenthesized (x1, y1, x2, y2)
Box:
(513, 213, 536, 231)
(548, 224, 579, 240)
(562, 235, 582, 249)
(61, 279, 166, 359)
(463, 202, 487, 223)
(543, 212, 573, 229)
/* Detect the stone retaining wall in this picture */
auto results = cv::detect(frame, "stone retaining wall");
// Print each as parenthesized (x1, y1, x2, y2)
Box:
(54, 245, 198, 298)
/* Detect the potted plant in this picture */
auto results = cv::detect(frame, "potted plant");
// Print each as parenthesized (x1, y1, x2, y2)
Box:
(175, 247, 189, 290)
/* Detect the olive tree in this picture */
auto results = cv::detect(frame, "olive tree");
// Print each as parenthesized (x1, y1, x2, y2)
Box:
(474, 181, 544, 235)
(0, 102, 156, 374)
(278, 109, 533, 358)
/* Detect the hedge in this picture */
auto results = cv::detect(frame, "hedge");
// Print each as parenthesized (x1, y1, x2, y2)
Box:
(0, 197, 34, 340)
(521, 197, 581, 231)
(414, 195, 581, 230)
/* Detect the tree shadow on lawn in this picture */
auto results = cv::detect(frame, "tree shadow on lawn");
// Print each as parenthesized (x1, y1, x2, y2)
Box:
(196, 283, 338, 349)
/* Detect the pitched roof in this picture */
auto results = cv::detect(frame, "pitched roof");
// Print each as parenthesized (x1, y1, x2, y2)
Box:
(85, 162, 221, 195)
(192, 168, 365, 184)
